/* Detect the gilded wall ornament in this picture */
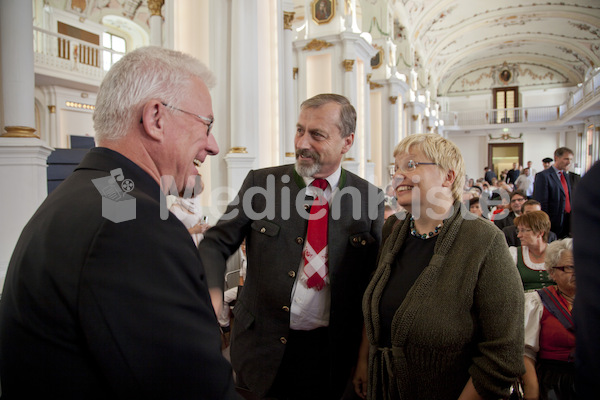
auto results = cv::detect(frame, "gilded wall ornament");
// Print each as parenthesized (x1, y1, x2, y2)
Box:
(303, 39, 334, 51)
(283, 11, 295, 30)
(342, 59, 355, 72)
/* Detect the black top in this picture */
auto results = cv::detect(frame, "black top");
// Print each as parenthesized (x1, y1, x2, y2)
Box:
(379, 233, 437, 347)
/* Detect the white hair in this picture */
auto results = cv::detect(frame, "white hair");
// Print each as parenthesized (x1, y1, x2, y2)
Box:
(93, 46, 215, 142)
(544, 238, 573, 274)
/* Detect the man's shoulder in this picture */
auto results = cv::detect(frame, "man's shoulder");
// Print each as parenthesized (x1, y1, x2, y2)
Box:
(342, 169, 381, 191)
(536, 168, 553, 179)
(252, 164, 294, 176)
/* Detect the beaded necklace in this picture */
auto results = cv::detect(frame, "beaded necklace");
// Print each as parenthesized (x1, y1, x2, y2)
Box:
(409, 216, 443, 240)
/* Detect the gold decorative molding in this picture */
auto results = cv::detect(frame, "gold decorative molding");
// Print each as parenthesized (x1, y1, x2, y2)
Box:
(303, 39, 333, 51)
(48, 105, 56, 114)
(389, 96, 398, 104)
(412, 115, 419, 121)
(283, 11, 295, 30)
(293, 67, 298, 80)
(147, 0, 164, 17)
(342, 59, 354, 72)
(344, 157, 355, 161)
(2, 126, 39, 138)
(366, 73, 372, 82)
(488, 133, 523, 141)
(370, 81, 383, 90)
(228, 147, 248, 154)
(285, 152, 295, 157)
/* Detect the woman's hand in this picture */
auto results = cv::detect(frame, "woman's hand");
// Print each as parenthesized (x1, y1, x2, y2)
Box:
(352, 359, 367, 399)
(353, 326, 369, 399)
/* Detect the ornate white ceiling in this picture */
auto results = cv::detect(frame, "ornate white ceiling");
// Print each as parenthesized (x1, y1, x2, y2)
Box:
(390, 0, 600, 96)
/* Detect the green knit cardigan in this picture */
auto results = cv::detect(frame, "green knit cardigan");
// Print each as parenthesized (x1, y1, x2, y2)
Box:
(363, 202, 526, 399)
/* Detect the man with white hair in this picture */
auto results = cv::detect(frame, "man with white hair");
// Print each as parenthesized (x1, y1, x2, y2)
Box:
(0, 47, 239, 399)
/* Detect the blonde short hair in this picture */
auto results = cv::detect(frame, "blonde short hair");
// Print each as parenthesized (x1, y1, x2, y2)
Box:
(393, 134, 466, 202)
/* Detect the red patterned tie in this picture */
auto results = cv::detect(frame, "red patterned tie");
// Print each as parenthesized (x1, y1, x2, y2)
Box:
(303, 178, 329, 290)
(560, 171, 571, 213)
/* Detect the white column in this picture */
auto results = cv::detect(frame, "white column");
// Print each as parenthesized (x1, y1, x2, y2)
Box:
(341, 41, 359, 174)
(282, 6, 296, 165)
(364, 86, 375, 184)
(147, 0, 164, 47)
(0, 140, 53, 286)
(1, 0, 36, 136)
(0, 0, 54, 290)
(224, 0, 259, 199)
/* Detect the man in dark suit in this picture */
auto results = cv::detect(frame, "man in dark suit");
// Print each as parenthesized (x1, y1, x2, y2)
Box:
(0, 47, 239, 399)
(506, 162, 520, 185)
(198, 94, 384, 400)
(533, 147, 581, 238)
(484, 166, 497, 184)
(573, 161, 600, 398)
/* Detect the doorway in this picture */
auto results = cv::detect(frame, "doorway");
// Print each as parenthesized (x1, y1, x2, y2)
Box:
(488, 143, 523, 179)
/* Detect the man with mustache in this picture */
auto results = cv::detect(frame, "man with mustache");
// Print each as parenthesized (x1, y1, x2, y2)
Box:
(199, 93, 384, 399)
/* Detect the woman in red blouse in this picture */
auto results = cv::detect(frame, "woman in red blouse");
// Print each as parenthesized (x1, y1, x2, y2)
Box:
(522, 238, 576, 400)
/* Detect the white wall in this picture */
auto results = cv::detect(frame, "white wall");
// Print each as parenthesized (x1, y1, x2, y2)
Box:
(522, 131, 561, 173)
(447, 135, 487, 181)
(520, 87, 571, 108)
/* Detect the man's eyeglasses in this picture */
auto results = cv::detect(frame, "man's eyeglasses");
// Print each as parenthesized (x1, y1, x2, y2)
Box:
(162, 102, 214, 136)
(396, 160, 439, 173)
(553, 265, 575, 273)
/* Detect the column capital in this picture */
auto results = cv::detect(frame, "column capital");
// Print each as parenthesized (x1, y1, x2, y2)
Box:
(147, 0, 164, 17)
(342, 59, 354, 72)
(283, 11, 295, 30)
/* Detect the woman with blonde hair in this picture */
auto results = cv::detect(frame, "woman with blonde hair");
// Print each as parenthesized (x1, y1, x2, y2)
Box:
(353, 134, 525, 399)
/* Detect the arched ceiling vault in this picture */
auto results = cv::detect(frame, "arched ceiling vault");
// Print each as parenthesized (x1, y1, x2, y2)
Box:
(391, 0, 600, 96)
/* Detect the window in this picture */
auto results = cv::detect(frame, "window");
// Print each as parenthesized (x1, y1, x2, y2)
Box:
(103, 32, 126, 71)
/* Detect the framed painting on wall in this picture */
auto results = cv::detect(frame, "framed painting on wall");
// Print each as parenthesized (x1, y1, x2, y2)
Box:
(312, 0, 335, 25)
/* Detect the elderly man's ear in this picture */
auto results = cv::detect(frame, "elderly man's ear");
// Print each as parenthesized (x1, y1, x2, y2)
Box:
(141, 100, 166, 141)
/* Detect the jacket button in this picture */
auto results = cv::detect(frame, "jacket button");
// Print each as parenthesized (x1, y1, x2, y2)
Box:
(361, 239, 367, 245)
(303, 204, 309, 210)
(288, 270, 296, 278)
(280, 337, 287, 344)
(282, 305, 290, 312)
(260, 227, 266, 233)
(296, 237, 303, 244)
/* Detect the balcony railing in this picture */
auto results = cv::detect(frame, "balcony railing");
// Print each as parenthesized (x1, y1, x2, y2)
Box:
(33, 26, 123, 85)
(441, 68, 600, 128)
